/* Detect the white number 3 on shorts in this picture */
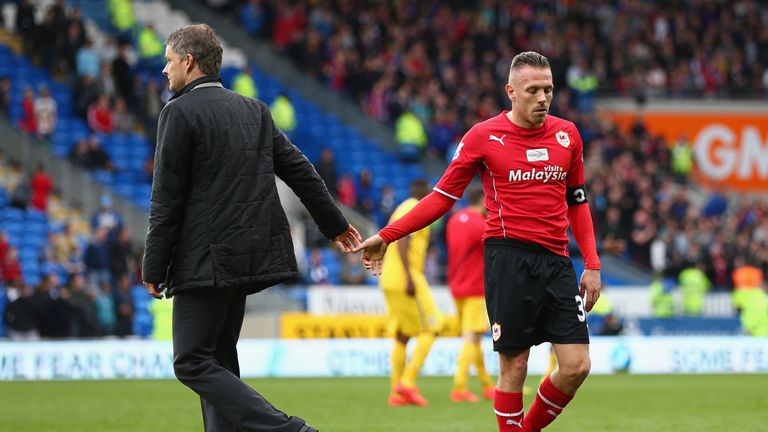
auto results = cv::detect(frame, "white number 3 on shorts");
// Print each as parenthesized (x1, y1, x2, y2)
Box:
(574, 295, 586, 323)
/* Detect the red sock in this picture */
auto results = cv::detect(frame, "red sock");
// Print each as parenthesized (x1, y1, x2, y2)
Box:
(522, 376, 573, 431)
(494, 389, 523, 431)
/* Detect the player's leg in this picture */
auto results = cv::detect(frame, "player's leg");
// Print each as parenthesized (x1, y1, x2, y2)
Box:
(523, 344, 590, 432)
(495, 349, 529, 431)
(468, 296, 494, 398)
(523, 255, 590, 432)
(398, 277, 442, 406)
(451, 298, 479, 402)
(384, 290, 411, 406)
(540, 346, 557, 383)
(388, 331, 410, 406)
(173, 288, 306, 432)
(550, 343, 590, 393)
(472, 331, 495, 400)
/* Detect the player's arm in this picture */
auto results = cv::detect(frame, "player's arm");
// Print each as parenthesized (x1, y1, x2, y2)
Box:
(355, 129, 484, 275)
(565, 126, 601, 312)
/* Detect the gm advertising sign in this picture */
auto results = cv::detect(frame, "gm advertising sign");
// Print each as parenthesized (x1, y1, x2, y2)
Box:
(611, 112, 768, 191)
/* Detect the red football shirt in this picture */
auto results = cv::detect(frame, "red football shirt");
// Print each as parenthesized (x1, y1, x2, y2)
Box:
(434, 112, 586, 257)
(446, 207, 486, 298)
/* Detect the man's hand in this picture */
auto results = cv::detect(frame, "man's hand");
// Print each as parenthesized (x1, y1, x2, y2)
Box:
(332, 224, 363, 253)
(580, 269, 601, 312)
(352, 234, 388, 276)
(405, 276, 415, 297)
(143, 281, 164, 299)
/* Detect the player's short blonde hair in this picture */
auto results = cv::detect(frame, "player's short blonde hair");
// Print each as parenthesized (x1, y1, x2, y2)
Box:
(508, 51, 550, 83)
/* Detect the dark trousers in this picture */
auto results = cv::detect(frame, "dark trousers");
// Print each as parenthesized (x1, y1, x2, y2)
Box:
(172, 288, 306, 432)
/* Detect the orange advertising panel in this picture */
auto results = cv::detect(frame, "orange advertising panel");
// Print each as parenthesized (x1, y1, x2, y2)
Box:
(610, 113, 768, 191)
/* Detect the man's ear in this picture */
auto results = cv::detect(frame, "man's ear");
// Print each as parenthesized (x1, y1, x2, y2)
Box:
(185, 54, 194, 72)
(505, 83, 515, 102)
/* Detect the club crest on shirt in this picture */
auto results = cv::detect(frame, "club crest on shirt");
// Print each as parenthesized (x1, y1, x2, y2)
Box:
(492, 322, 501, 341)
(555, 131, 570, 148)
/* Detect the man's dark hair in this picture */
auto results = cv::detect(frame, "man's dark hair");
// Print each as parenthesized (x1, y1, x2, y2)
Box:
(410, 179, 431, 200)
(509, 51, 550, 73)
(166, 24, 223, 76)
(467, 186, 484, 206)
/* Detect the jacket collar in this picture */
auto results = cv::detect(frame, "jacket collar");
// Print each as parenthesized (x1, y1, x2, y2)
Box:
(169, 75, 223, 101)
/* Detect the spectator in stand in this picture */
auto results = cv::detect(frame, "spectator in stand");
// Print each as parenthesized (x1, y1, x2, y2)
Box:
(378, 185, 397, 227)
(232, 66, 258, 98)
(112, 97, 135, 132)
(73, 74, 99, 119)
(0, 76, 10, 118)
(341, 252, 367, 285)
(64, 243, 87, 278)
(62, 19, 86, 74)
(0, 231, 9, 266)
(137, 24, 164, 68)
(109, 0, 136, 42)
(68, 273, 99, 337)
(94, 280, 116, 335)
(30, 163, 53, 212)
(336, 173, 356, 208)
(91, 194, 123, 239)
(52, 223, 78, 264)
(18, 87, 36, 135)
(395, 108, 427, 161)
(109, 227, 133, 281)
(97, 34, 119, 67)
(85, 135, 113, 171)
(15, 0, 37, 58)
(113, 274, 134, 337)
(239, 0, 268, 36)
(270, 92, 297, 133)
(140, 78, 162, 145)
(307, 248, 330, 285)
(32, 274, 72, 338)
(2, 247, 22, 286)
(9, 175, 30, 209)
(33, 85, 57, 142)
(76, 39, 100, 79)
(356, 168, 375, 217)
(65, 6, 87, 49)
(428, 108, 461, 160)
(36, 8, 58, 72)
(112, 44, 134, 105)
(87, 94, 114, 133)
(314, 147, 338, 198)
(3, 284, 39, 340)
(84, 227, 112, 289)
(96, 62, 117, 99)
(68, 138, 90, 168)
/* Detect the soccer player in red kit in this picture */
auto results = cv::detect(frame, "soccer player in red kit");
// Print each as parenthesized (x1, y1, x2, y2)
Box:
(355, 51, 601, 432)
(446, 187, 495, 402)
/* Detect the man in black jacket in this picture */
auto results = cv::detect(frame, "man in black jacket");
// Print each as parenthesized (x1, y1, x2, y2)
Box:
(142, 24, 361, 432)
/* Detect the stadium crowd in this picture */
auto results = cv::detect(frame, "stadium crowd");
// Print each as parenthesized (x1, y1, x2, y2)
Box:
(233, 0, 768, 158)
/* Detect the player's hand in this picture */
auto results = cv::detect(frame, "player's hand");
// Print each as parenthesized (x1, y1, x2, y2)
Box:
(332, 224, 363, 253)
(143, 281, 164, 300)
(353, 234, 388, 276)
(579, 269, 601, 312)
(405, 276, 415, 297)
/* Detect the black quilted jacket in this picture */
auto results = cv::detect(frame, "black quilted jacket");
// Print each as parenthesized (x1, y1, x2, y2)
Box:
(142, 76, 347, 295)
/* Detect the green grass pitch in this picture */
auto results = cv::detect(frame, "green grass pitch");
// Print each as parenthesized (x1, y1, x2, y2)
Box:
(1, 374, 766, 431)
